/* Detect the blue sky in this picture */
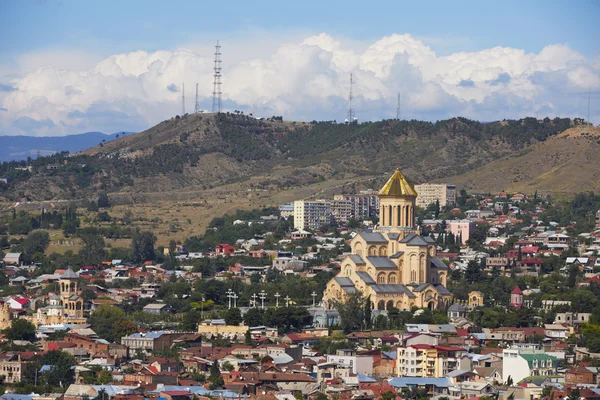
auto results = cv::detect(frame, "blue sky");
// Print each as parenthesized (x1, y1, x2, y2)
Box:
(0, 0, 598, 135)
(2, 0, 599, 58)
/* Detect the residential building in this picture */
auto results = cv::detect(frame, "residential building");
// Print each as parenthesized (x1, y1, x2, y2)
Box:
(396, 344, 468, 378)
(323, 168, 452, 311)
(293, 200, 332, 230)
(0, 353, 27, 383)
(565, 366, 597, 385)
(121, 332, 180, 353)
(414, 184, 456, 208)
(215, 244, 235, 256)
(502, 349, 557, 383)
(331, 198, 353, 225)
(326, 350, 374, 375)
(272, 257, 307, 272)
(333, 191, 380, 220)
(554, 312, 591, 326)
(2, 253, 22, 266)
(143, 303, 170, 315)
(278, 203, 294, 219)
(448, 220, 474, 245)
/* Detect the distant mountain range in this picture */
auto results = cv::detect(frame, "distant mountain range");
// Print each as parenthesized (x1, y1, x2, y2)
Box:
(0, 132, 130, 162)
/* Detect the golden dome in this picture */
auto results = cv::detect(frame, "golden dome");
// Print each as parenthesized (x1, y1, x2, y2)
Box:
(378, 168, 418, 197)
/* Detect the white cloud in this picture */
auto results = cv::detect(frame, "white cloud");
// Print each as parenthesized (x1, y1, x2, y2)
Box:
(1, 33, 599, 136)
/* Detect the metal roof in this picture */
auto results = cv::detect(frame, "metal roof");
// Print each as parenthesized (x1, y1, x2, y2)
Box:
(334, 277, 354, 287)
(378, 169, 418, 197)
(355, 271, 376, 285)
(412, 283, 431, 292)
(358, 231, 388, 243)
(388, 377, 451, 388)
(400, 233, 430, 247)
(370, 284, 416, 298)
(349, 255, 366, 265)
(61, 268, 78, 279)
(431, 257, 448, 270)
(366, 256, 397, 269)
(390, 251, 404, 259)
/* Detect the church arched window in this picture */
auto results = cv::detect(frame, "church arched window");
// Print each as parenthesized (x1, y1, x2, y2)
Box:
(388, 273, 396, 284)
(377, 272, 386, 284)
(369, 246, 377, 256)
(379, 246, 387, 256)
(355, 243, 363, 256)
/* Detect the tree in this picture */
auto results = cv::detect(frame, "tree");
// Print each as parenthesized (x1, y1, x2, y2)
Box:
(208, 361, 224, 389)
(41, 350, 75, 387)
(221, 361, 234, 371)
(243, 308, 264, 327)
(78, 234, 106, 265)
(506, 375, 514, 386)
(224, 307, 243, 326)
(89, 304, 137, 343)
(131, 231, 157, 263)
(97, 192, 111, 208)
(245, 329, 253, 345)
(180, 309, 202, 331)
(4, 319, 36, 341)
(334, 292, 366, 333)
(21, 229, 50, 256)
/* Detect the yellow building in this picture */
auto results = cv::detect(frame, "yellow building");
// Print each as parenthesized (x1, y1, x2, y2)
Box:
(33, 268, 86, 326)
(197, 320, 249, 338)
(323, 169, 452, 311)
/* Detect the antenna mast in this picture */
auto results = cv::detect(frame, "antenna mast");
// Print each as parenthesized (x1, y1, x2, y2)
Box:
(194, 83, 200, 113)
(588, 86, 591, 127)
(396, 92, 401, 120)
(181, 83, 185, 115)
(212, 40, 222, 113)
(347, 73, 355, 122)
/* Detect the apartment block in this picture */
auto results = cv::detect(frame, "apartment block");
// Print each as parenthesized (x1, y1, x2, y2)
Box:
(396, 344, 469, 378)
(415, 184, 457, 208)
(293, 200, 332, 230)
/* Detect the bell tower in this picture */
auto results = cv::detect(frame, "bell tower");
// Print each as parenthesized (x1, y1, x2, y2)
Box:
(378, 169, 417, 231)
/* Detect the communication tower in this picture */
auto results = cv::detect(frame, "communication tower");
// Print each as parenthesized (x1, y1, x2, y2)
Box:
(194, 83, 200, 114)
(346, 73, 355, 123)
(212, 40, 222, 113)
(181, 83, 185, 115)
(396, 92, 401, 120)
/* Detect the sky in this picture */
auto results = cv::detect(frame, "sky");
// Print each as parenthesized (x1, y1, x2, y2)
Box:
(0, 0, 599, 136)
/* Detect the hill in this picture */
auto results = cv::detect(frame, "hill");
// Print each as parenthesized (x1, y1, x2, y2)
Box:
(0, 131, 124, 162)
(0, 114, 589, 208)
(446, 125, 600, 196)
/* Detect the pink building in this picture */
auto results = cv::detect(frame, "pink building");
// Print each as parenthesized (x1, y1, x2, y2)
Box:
(448, 220, 475, 245)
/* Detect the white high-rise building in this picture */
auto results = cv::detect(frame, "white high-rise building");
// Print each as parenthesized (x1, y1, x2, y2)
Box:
(293, 200, 332, 230)
(414, 183, 456, 208)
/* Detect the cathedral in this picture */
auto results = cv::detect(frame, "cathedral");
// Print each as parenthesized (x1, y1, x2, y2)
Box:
(323, 169, 452, 311)
(34, 268, 85, 326)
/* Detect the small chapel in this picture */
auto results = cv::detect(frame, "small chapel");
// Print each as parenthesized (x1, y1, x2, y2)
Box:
(323, 168, 453, 311)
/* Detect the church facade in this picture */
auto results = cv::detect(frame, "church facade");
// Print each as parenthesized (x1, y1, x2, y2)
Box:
(323, 169, 452, 311)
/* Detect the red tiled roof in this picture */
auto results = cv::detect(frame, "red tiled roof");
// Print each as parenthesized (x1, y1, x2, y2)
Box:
(511, 286, 523, 294)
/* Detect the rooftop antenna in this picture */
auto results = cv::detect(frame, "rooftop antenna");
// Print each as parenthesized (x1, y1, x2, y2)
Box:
(212, 40, 222, 113)
(181, 82, 185, 115)
(396, 92, 401, 120)
(194, 83, 200, 114)
(347, 73, 355, 123)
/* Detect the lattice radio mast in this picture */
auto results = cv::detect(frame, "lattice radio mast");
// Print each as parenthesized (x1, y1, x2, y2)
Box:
(347, 73, 355, 122)
(588, 86, 592, 127)
(396, 92, 401, 120)
(194, 83, 200, 113)
(212, 40, 222, 113)
(181, 82, 185, 115)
